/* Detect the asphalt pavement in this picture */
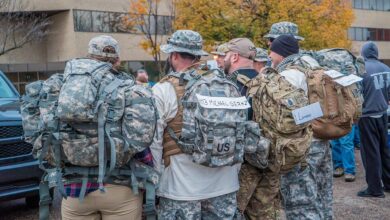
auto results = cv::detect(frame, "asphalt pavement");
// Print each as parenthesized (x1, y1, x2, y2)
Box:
(1, 149, 389, 220)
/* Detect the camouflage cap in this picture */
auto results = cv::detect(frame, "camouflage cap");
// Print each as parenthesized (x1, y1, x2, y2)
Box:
(88, 35, 120, 58)
(210, 43, 229, 56)
(160, 30, 208, 56)
(264, 21, 304, 41)
(254, 48, 269, 62)
(225, 38, 257, 60)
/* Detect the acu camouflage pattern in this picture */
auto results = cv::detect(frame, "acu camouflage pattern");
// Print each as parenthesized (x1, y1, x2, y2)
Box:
(21, 80, 44, 144)
(158, 192, 237, 220)
(57, 58, 112, 122)
(264, 21, 304, 40)
(313, 48, 366, 76)
(168, 68, 265, 167)
(88, 35, 120, 58)
(21, 57, 158, 180)
(243, 123, 271, 170)
(160, 30, 208, 56)
(281, 140, 333, 220)
(21, 74, 64, 165)
(254, 48, 269, 62)
(52, 58, 157, 168)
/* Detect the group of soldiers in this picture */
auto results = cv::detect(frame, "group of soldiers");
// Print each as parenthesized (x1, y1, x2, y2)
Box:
(31, 21, 335, 220)
(150, 21, 332, 220)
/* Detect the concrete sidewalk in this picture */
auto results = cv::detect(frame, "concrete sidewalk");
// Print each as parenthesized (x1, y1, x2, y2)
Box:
(333, 149, 390, 220)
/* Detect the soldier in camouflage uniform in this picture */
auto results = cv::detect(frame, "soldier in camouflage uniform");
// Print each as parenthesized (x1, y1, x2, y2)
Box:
(253, 48, 269, 74)
(151, 30, 239, 219)
(269, 33, 333, 220)
(211, 43, 229, 69)
(264, 21, 305, 47)
(234, 23, 307, 220)
(60, 35, 146, 220)
(220, 38, 277, 220)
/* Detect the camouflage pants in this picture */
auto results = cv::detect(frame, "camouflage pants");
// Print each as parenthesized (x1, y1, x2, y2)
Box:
(281, 140, 333, 220)
(158, 192, 237, 220)
(237, 164, 280, 220)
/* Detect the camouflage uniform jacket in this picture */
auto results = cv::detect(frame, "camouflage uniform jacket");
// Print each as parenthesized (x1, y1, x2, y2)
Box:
(150, 69, 240, 200)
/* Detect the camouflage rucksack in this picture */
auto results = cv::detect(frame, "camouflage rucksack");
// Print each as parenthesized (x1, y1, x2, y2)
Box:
(246, 67, 312, 173)
(292, 66, 361, 140)
(313, 48, 366, 76)
(21, 58, 159, 219)
(164, 68, 269, 168)
(279, 51, 363, 140)
(312, 48, 364, 120)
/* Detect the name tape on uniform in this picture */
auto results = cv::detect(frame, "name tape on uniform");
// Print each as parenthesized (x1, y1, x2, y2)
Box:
(324, 70, 344, 79)
(292, 102, 323, 125)
(334, 74, 363, 87)
(196, 94, 250, 109)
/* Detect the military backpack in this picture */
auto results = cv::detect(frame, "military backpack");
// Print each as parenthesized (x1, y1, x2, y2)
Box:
(239, 67, 312, 173)
(161, 68, 269, 168)
(21, 58, 159, 220)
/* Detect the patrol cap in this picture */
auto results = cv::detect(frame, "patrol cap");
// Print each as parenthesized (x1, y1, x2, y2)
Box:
(225, 38, 257, 60)
(88, 35, 120, 58)
(254, 48, 269, 62)
(210, 43, 229, 56)
(160, 30, 208, 56)
(264, 21, 304, 41)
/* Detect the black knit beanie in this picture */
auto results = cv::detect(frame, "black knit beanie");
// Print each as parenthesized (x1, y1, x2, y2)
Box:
(270, 34, 299, 58)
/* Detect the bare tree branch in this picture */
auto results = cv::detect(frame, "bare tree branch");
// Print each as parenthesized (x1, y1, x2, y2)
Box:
(127, 0, 174, 78)
(0, 0, 51, 56)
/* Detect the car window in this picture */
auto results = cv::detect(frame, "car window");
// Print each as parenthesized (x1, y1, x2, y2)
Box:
(0, 75, 17, 98)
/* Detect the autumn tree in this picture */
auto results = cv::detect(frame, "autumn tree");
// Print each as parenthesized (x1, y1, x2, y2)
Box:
(174, 0, 354, 50)
(126, 0, 174, 77)
(0, 0, 51, 56)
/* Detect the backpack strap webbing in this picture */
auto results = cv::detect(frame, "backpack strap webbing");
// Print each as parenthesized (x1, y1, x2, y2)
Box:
(39, 180, 51, 220)
(236, 74, 252, 86)
(95, 78, 124, 192)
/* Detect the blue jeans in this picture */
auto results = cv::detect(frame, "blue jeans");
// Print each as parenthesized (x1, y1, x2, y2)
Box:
(331, 126, 356, 175)
(353, 124, 360, 146)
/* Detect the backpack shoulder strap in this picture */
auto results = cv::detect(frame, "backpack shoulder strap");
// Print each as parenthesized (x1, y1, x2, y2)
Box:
(237, 74, 252, 86)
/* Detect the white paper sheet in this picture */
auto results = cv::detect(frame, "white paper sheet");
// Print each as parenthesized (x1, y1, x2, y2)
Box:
(292, 102, 324, 125)
(196, 94, 250, 109)
(334, 74, 363, 87)
(324, 70, 344, 79)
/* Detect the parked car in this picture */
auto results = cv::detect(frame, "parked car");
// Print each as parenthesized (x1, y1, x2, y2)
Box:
(0, 70, 42, 207)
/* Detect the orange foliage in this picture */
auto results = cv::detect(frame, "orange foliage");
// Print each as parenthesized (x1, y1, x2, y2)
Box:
(175, 0, 354, 50)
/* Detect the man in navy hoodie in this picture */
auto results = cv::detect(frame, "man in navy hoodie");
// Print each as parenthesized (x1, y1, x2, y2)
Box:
(358, 41, 390, 198)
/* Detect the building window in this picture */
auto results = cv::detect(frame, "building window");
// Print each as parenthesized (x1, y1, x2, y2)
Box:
(353, 0, 390, 11)
(73, 10, 173, 35)
(92, 11, 111, 33)
(385, 0, 390, 11)
(74, 10, 92, 32)
(349, 27, 390, 41)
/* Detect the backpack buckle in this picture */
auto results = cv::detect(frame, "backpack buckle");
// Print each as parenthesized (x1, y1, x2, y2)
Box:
(106, 108, 115, 122)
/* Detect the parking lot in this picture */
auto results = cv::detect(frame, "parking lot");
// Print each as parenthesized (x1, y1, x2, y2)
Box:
(0, 150, 389, 220)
